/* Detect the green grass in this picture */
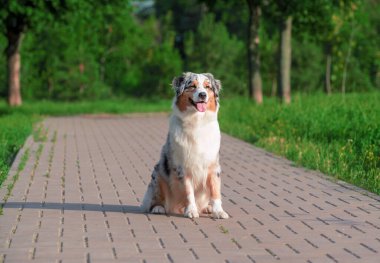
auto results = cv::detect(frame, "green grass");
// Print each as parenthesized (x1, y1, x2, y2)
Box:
(0, 98, 171, 116)
(0, 147, 30, 215)
(0, 113, 36, 188)
(219, 92, 380, 194)
(0, 94, 379, 195)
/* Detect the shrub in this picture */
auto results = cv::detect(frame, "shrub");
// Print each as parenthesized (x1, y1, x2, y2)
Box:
(184, 14, 247, 96)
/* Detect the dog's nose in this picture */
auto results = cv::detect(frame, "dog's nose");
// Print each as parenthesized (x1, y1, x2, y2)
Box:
(198, 92, 207, 100)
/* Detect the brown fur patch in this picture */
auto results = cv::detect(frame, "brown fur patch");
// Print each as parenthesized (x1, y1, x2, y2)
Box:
(206, 89, 217, 112)
(207, 164, 221, 200)
(176, 92, 192, 112)
(157, 176, 169, 205)
(168, 176, 188, 213)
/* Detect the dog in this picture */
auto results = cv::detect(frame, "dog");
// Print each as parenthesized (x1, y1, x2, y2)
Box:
(141, 72, 229, 219)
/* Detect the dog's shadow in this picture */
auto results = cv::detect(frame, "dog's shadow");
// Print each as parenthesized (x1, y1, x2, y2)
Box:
(1, 202, 142, 214)
(1, 202, 214, 219)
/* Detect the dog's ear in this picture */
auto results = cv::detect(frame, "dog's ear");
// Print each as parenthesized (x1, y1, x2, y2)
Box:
(172, 74, 185, 96)
(203, 73, 222, 96)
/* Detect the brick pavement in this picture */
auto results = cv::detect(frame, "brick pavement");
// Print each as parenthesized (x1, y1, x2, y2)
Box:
(0, 115, 379, 262)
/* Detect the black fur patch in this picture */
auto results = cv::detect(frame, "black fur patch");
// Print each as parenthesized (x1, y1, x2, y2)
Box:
(163, 153, 170, 176)
(151, 165, 159, 180)
(175, 166, 184, 179)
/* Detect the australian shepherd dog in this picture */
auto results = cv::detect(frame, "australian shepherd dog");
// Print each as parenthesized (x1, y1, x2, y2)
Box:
(141, 72, 229, 219)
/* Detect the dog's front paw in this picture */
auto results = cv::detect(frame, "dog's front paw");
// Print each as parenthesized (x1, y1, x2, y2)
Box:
(184, 204, 199, 218)
(211, 200, 229, 219)
(151, 205, 166, 214)
(212, 209, 229, 219)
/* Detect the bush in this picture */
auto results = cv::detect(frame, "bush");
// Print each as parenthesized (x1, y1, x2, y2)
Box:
(184, 14, 247, 96)
(291, 37, 324, 92)
(140, 43, 182, 98)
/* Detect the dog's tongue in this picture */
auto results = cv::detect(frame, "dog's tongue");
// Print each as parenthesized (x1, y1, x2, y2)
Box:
(196, 102, 207, 112)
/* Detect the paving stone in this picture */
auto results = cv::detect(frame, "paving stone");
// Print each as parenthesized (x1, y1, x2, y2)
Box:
(0, 115, 379, 262)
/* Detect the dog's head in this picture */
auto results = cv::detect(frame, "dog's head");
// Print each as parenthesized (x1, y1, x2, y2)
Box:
(172, 72, 221, 114)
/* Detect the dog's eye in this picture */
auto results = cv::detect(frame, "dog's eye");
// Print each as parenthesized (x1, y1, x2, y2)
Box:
(205, 85, 211, 89)
(187, 85, 196, 90)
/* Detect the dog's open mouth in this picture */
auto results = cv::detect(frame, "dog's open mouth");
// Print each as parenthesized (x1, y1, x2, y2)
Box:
(189, 99, 207, 112)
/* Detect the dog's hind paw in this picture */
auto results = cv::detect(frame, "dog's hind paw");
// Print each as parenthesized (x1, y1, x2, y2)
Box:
(184, 205, 199, 218)
(202, 205, 213, 214)
(212, 210, 229, 219)
(151, 205, 166, 214)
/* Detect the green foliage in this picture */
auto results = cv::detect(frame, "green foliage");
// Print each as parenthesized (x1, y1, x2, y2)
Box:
(184, 14, 246, 96)
(291, 37, 324, 92)
(219, 92, 380, 194)
(0, 0, 64, 31)
(3, 1, 182, 101)
(328, 0, 379, 92)
(129, 14, 182, 98)
(1, 0, 378, 101)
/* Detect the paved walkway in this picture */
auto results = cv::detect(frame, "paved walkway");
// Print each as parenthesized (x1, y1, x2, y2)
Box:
(0, 115, 379, 263)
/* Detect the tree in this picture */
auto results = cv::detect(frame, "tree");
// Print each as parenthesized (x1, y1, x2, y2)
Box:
(303, 0, 352, 95)
(246, 0, 263, 103)
(271, 0, 297, 104)
(266, 0, 329, 102)
(274, 0, 367, 95)
(0, 0, 69, 106)
(277, 15, 292, 103)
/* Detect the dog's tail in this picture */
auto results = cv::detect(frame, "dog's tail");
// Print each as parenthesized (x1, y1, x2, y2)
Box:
(140, 165, 159, 212)
(140, 182, 155, 212)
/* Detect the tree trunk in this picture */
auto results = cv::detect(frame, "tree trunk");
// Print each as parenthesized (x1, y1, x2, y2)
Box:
(341, 26, 355, 95)
(277, 16, 292, 104)
(325, 55, 332, 94)
(271, 76, 276, 97)
(324, 42, 332, 95)
(247, 0, 263, 104)
(6, 31, 24, 106)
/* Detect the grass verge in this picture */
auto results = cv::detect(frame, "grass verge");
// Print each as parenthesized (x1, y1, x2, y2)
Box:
(219, 92, 380, 194)
(0, 114, 36, 188)
(0, 98, 171, 116)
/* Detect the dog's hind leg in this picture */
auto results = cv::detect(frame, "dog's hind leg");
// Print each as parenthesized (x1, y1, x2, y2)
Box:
(202, 205, 213, 214)
(141, 166, 161, 213)
(141, 165, 169, 214)
(151, 174, 171, 214)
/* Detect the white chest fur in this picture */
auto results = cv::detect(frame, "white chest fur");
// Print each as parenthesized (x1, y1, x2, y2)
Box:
(169, 112, 220, 183)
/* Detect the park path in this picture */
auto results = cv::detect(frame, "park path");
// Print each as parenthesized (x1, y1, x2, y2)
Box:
(0, 115, 379, 263)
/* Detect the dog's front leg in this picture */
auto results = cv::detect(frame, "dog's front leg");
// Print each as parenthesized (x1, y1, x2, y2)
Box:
(184, 176, 199, 218)
(207, 166, 229, 219)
